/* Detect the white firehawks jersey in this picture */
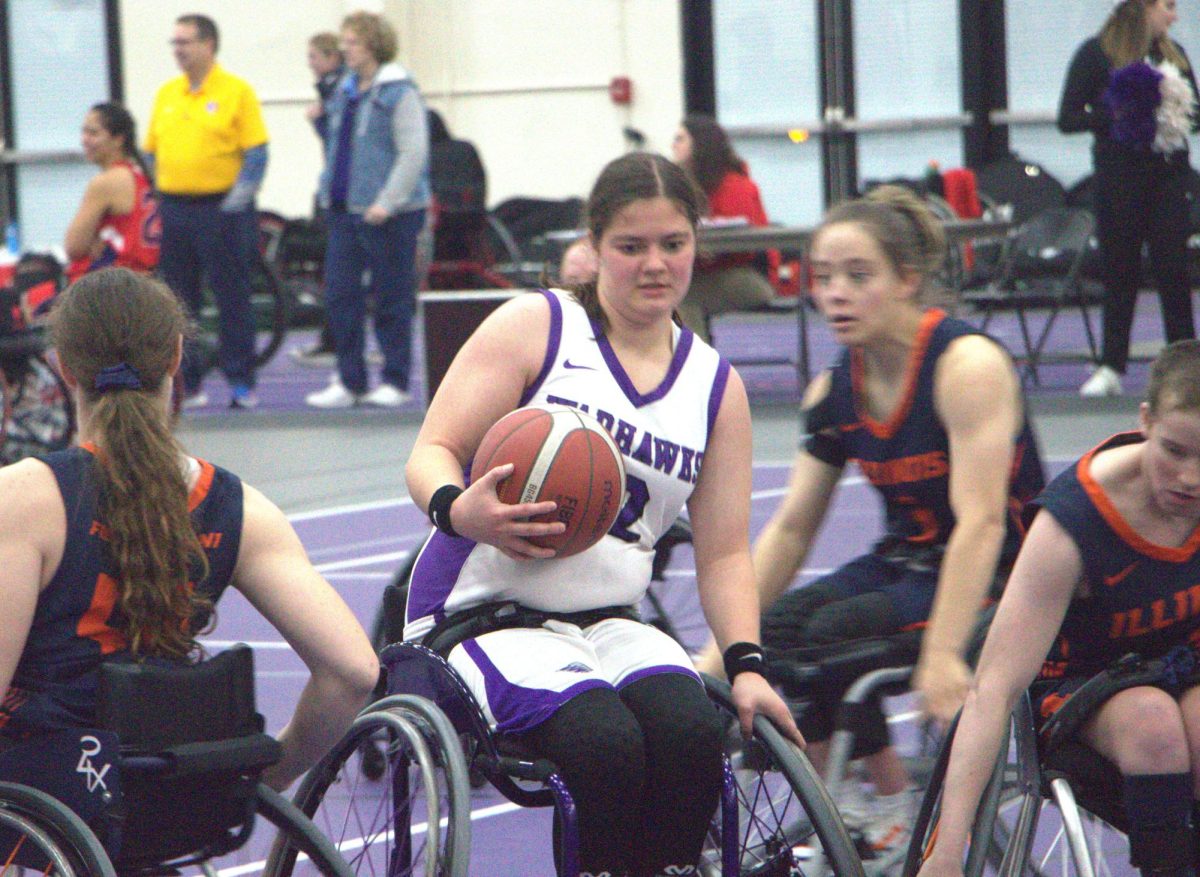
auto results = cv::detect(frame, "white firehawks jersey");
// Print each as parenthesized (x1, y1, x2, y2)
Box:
(404, 288, 732, 639)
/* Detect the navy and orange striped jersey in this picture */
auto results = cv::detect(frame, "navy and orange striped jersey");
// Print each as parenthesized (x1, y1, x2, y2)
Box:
(808, 309, 1044, 563)
(1036, 432, 1200, 681)
(0, 446, 243, 738)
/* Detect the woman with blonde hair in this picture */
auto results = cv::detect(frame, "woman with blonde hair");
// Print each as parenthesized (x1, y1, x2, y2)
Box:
(1064, 0, 1199, 397)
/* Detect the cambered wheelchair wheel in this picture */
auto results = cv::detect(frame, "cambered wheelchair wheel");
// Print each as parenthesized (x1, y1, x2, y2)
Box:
(0, 780, 117, 877)
(0, 351, 75, 465)
(903, 696, 1047, 877)
(264, 698, 471, 877)
(701, 676, 866, 877)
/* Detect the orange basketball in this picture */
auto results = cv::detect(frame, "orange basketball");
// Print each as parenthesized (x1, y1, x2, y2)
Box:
(471, 405, 626, 557)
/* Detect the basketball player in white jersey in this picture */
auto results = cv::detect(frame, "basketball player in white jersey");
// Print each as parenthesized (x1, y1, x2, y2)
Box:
(404, 152, 800, 877)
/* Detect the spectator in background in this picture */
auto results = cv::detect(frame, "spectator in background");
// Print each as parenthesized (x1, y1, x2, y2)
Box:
(64, 103, 160, 282)
(1064, 0, 1199, 398)
(305, 11, 430, 409)
(671, 114, 779, 344)
(145, 13, 269, 410)
(291, 32, 346, 370)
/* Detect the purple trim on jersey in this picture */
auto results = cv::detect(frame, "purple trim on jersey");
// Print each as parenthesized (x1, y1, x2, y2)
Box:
(706, 358, 732, 440)
(616, 664, 702, 689)
(592, 321, 695, 408)
(518, 289, 563, 407)
(405, 531, 479, 624)
(463, 639, 610, 734)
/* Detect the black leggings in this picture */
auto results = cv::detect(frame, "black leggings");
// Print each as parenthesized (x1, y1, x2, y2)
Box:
(1094, 152, 1195, 373)
(762, 583, 904, 758)
(511, 673, 724, 877)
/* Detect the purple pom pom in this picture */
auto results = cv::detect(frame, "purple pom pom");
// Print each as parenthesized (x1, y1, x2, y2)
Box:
(1104, 61, 1164, 147)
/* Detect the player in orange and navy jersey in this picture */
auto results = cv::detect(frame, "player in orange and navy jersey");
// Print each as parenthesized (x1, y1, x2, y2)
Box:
(919, 339, 1200, 877)
(699, 185, 1045, 868)
(0, 268, 377, 793)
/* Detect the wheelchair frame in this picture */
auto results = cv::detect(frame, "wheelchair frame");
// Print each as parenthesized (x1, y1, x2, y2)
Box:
(903, 685, 1140, 877)
(275, 637, 865, 877)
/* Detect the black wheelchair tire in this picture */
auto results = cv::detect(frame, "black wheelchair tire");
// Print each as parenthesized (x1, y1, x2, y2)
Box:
(263, 702, 471, 877)
(702, 675, 866, 877)
(0, 780, 117, 877)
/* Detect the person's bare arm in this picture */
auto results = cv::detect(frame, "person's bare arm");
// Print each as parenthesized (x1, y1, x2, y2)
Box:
(0, 461, 65, 708)
(64, 167, 131, 261)
(914, 335, 1024, 722)
(231, 483, 380, 790)
(694, 371, 842, 676)
(917, 511, 1080, 877)
(689, 370, 804, 746)
(404, 293, 566, 558)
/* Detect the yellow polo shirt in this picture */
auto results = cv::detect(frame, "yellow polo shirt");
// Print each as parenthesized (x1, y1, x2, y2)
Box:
(144, 64, 269, 196)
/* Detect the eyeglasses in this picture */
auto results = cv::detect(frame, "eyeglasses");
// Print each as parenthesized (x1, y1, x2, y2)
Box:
(169, 38, 200, 47)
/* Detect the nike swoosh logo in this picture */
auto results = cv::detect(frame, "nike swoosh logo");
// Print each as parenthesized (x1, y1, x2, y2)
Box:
(563, 360, 595, 370)
(1103, 562, 1138, 588)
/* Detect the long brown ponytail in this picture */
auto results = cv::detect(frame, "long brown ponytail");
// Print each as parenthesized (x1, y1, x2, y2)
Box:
(52, 268, 211, 660)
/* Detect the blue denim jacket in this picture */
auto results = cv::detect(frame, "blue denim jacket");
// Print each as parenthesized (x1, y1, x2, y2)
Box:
(318, 63, 431, 215)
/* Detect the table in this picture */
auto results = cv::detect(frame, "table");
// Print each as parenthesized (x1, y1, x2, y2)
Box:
(425, 218, 1015, 403)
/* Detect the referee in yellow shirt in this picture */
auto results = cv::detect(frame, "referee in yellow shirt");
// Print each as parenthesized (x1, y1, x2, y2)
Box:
(145, 13, 269, 410)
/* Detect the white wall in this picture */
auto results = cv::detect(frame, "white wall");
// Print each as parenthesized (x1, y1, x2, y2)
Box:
(119, 0, 684, 219)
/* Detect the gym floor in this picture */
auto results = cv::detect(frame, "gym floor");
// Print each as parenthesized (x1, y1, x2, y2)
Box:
(177, 375, 1139, 875)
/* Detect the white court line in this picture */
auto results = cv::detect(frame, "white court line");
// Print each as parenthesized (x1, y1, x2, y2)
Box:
(215, 800, 523, 877)
(288, 496, 414, 523)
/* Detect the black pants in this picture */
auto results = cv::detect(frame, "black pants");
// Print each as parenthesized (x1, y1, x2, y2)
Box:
(1094, 151, 1195, 373)
(511, 673, 724, 877)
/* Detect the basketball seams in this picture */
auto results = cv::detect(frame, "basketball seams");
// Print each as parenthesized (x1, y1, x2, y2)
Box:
(475, 408, 552, 480)
(520, 411, 576, 504)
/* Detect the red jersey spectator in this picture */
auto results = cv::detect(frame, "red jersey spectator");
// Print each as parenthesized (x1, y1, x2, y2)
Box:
(64, 103, 160, 282)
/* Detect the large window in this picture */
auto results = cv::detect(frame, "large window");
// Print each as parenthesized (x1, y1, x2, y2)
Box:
(714, 0, 824, 225)
(4, 0, 111, 250)
(853, 0, 964, 185)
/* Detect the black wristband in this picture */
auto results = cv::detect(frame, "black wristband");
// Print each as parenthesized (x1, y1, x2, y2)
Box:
(723, 641, 766, 681)
(428, 485, 464, 537)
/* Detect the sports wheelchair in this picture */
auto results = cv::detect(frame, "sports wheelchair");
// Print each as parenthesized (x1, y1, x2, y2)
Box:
(901, 654, 1188, 877)
(0, 645, 370, 876)
(278, 583, 865, 876)
(761, 603, 1001, 875)
(0, 256, 73, 464)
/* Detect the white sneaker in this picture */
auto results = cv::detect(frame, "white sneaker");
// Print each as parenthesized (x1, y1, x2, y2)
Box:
(305, 377, 361, 409)
(181, 390, 209, 410)
(362, 383, 411, 407)
(853, 786, 917, 877)
(1079, 365, 1123, 398)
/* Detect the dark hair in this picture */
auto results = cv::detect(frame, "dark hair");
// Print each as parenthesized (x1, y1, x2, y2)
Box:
(1147, 340, 1200, 415)
(427, 108, 450, 145)
(177, 14, 219, 53)
(1102, 0, 1188, 70)
(342, 11, 397, 64)
(52, 268, 212, 661)
(570, 152, 705, 328)
(812, 184, 947, 303)
(88, 102, 153, 185)
(680, 114, 747, 196)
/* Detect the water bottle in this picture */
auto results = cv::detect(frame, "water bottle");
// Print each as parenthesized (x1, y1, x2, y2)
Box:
(4, 221, 19, 257)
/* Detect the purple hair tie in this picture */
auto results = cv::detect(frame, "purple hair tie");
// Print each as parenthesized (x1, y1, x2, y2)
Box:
(94, 362, 142, 393)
